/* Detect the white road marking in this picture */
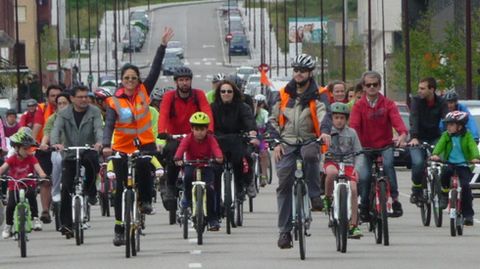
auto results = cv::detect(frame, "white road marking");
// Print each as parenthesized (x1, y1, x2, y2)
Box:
(204, 62, 212, 65)
(202, 58, 216, 61)
(190, 250, 202, 255)
(189, 228, 196, 232)
(194, 62, 201, 65)
(188, 263, 202, 268)
(194, 75, 201, 78)
(188, 238, 198, 244)
(202, 45, 216, 48)
(216, 62, 223, 66)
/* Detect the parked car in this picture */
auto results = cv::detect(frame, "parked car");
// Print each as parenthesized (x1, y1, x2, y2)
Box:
(393, 111, 412, 168)
(224, 16, 242, 30)
(395, 101, 409, 113)
(122, 29, 144, 52)
(218, 2, 239, 16)
(245, 74, 260, 94)
(130, 10, 149, 31)
(236, 66, 256, 81)
(166, 41, 184, 59)
(162, 54, 184, 76)
(229, 34, 249, 56)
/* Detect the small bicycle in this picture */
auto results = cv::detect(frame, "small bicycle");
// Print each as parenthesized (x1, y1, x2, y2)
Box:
(0, 175, 49, 258)
(98, 161, 115, 217)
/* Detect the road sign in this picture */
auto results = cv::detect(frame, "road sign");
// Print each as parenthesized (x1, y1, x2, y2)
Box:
(258, 63, 270, 72)
(225, 33, 233, 42)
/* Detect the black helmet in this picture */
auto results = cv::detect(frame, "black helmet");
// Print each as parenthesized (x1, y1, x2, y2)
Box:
(444, 90, 458, 102)
(173, 67, 193, 80)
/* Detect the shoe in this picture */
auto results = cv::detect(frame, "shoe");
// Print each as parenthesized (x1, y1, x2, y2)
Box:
(464, 216, 474, 226)
(208, 219, 220, 231)
(141, 202, 153, 215)
(439, 193, 448, 210)
(323, 196, 332, 211)
(247, 183, 257, 198)
(348, 225, 363, 239)
(113, 232, 125, 246)
(237, 190, 246, 202)
(40, 211, 52, 224)
(260, 176, 268, 187)
(409, 188, 424, 205)
(311, 196, 323, 212)
(277, 232, 293, 249)
(88, 195, 98, 206)
(33, 217, 42, 231)
(60, 226, 74, 239)
(2, 225, 11, 239)
(359, 204, 370, 222)
(390, 200, 403, 218)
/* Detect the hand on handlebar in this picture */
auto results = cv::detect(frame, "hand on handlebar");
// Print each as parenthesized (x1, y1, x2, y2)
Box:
(274, 144, 284, 162)
(408, 138, 419, 146)
(102, 147, 113, 157)
(471, 159, 480, 164)
(430, 155, 440, 161)
(94, 143, 102, 152)
(320, 133, 331, 147)
(52, 144, 64, 151)
(395, 133, 408, 147)
(175, 159, 183, 166)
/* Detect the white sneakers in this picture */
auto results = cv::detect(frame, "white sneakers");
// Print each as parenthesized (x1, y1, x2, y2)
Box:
(2, 225, 11, 239)
(33, 217, 42, 231)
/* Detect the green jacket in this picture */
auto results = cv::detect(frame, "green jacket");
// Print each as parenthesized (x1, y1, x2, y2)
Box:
(432, 130, 480, 162)
(206, 90, 215, 104)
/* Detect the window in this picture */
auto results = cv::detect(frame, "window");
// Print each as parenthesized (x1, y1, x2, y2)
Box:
(17, 6, 26, 23)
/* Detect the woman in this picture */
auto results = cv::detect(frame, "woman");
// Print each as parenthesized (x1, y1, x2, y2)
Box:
(328, 80, 348, 103)
(211, 80, 258, 205)
(102, 27, 173, 246)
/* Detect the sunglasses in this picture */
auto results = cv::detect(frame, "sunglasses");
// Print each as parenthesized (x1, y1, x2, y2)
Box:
(293, 67, 310, 73)
(364, 82, 379, 88)
(220, 89, 234, 94)
(123, 76, 138, 81)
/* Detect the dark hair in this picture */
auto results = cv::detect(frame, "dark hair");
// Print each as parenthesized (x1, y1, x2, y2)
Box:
(46, 84, 64, 97)
(121, 64, 141, 80)
(327, 80, 346, 93)
(419, 77, 437, 91)
(55, 93, 72, 104)
(71, 85, 89, 97)
(354, 81, 363, 94)
(214, 80, 243, 104)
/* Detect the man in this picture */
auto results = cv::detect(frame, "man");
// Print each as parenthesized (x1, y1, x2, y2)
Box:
(50, 86, 103, 237)
(19, 99, 38, 129)
(4, 109, 19, 138)
(408, 77, 448, 204)
(350, 71, 408, 221)
(441, 89, 479, 141)
(269, 54, 331, 249)
(158, 66, 213, 215)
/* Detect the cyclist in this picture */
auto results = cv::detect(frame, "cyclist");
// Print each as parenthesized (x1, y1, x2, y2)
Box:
(158, 66, 213, 215)
(206, 73, 226, 104)
(269, 54, 331, 249)
(440, 89, 479, 141)
(4, 108, 20, 138)
(253, 94, 270, 187)
(327, 80, 348, 103)
(228, 73, 255, 112)
(102, 27, 174, 245)
(174, 112, 223, 230)
(407, 77, 448, 204)
(150, 86, 173, 112)
(350, 71, 407, 221)
(93, 87, 112, 118)
(50, 86, 103, 238)
(430, 111, 480, 226)
(19, 99, 38, 129)
(1, 128, 47, 238)
(347, 81, 363, 109)
(323, 102, 363, 239)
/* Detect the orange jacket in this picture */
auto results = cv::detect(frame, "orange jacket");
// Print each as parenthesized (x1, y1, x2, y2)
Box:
(35, 103, 56, 143)
(107, 84, 155, 153)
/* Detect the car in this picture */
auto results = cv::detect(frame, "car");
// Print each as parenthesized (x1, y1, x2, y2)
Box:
(395, 102, 409, 113)
(228, 21, 245, 34)
(162, 55, 184, 76)
(244, 74, 260, 94)
(130, 10, 149, 31)
(224, 16, 242, 30)
(122, 29, 144, 52)
(393, 111, 412, 168)
(218, 2, 239, 16)
(229, 34, 249, 56)
(236, 66, 256, 81)
(166, 41, 184, 59)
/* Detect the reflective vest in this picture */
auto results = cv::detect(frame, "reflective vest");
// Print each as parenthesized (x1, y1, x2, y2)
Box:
(278, 87, 321, 137)
(319, 86, 334, 104)
(36, 103, 56, 143)
(107, 84, 154, 153)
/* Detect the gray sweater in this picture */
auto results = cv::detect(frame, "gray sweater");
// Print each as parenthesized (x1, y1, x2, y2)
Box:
(328, 126, 363, 167)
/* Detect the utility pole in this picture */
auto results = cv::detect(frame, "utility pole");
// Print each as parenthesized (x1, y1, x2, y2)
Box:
(295, 0, 298, 56)
(403, 0, 411, 106)
(320, 0, 325, 85)
(114, 0, 119, 86)
(276, 0, 279, 77)
(368, 0, 372, 70)
(88, 0, 93, 90)
(104, 0, 108, 75)
(466, 0, 473, 99)
(341, 0, 346, 81)
(96, 0, 100, 84)
(56, 0, 62, 83)
(76, 0, 81, 83)
(15, 0, 21, 112)
(284, 0, 287, 76)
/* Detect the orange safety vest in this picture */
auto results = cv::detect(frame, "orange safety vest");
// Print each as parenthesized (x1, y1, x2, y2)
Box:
(36, 103, 55, 143)
(278, 87, 321, 137)
(107, 84, 154, 154)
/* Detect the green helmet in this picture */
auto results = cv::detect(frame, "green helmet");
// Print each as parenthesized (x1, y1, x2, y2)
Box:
(331, 102, 350, 115)
(10, 127, 37, 147)
(189, 112, 210, 125)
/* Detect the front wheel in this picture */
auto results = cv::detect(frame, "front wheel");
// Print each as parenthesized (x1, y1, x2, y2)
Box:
(420, 182, 431, 226)
(379, 181, 389, 246)
(195, 186, 205, 245)
(296, 183, 306, 260)
(74, 198, 82, 246)
(431, 177, 443, 227)
(124, 190, 133, 258)
(17, 204, 27, 257)
(449, 190, 457, 237)
(338, 184, 349, 253)
(183, 207, 189, 239)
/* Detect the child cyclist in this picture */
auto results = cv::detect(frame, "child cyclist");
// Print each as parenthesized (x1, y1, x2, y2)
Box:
(1, 128, 47, 239)
(254, 94, 270, 187)
(323, 102, 363, 238)
(430, 111, 480, 226)
(174, 112, 223, 231)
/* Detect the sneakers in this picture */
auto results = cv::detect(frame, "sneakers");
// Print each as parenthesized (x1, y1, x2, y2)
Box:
(348, 225, 363, 239)
(390, 200, 403, 218)
(247, 183, 257, 198)
(33, 217, 42, 231)
(359, 204, 370, 222)
(323, 196, 332, 211)
(464, 216, 474, 226)
(311, 196, 323, 212)
(277, 232, 293, 249)
(141, 202, 153, 215)
(113, 232, 125, 246)
(2, 225, 11, 239)
(60, 226, 74, 239)
(410, 188, 425, 205)
(40, 211, 52, 224)
(259, 176, 268, 187)
(208, 219, 220, 231)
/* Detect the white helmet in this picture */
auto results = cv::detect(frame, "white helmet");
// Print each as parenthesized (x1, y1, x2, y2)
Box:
(291, 54, 316, 70)
(212, 73, 226, 83)
(254, 94, 266, 103)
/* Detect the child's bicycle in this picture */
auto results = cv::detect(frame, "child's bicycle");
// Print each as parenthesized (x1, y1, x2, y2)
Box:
(0, 175, 49, 258)
(98, 162, 115, 217)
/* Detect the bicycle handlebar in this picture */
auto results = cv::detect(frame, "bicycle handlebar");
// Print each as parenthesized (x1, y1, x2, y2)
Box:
(182, 159, 217, 167)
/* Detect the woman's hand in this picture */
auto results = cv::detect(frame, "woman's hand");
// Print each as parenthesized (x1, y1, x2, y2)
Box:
(161, 27, 174, 46)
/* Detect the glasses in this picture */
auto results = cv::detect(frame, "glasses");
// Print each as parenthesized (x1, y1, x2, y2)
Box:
(293, 67, 310, 73)
(220, 89, 234, 94)
(123, 76, 138, 81)
(364, 82, 379, 88)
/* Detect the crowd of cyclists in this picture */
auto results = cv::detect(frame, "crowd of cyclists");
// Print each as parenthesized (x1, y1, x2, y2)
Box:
(0, 26, 479, 254)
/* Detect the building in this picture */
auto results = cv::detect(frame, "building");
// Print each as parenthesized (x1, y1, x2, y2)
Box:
(0, 0, 15, 63)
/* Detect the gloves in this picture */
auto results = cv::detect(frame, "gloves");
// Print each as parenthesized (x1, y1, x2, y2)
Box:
(107, 171, 116, 180)
(155, 168, 164, 178)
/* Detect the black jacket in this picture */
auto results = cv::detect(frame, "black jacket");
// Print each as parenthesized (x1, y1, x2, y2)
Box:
(409, 94, 448, 142)
(211, 101, 256, 135)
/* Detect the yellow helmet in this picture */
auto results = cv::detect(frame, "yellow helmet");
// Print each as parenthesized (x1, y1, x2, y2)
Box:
(189, 112, 210, 125)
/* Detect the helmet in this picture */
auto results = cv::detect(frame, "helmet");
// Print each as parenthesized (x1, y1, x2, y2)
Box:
(173, 67, 193, 80)
(254, 94, 266, 103)
(10, 127, 37, 147)
(331, 102, 350, 115)
(26, 99, 38, 107)
(94, 88, 112, 100)
(6, 109, 16, 116)
(444, 90, 458, 102)
(189, 112, 210, 125)
(291, 54, 316, 70)
(444, 111, 468, 125)
(212, 73, 226, 83)
(227, 74, 245, 90)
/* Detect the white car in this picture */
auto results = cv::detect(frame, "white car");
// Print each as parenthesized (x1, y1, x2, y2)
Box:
(236, 66, 256, 81)
(166, 41, 184, 59)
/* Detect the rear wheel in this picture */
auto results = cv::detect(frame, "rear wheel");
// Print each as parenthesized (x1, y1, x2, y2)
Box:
(235, 196, 243, 227)
(53, 201, 61, 231)
(195, 186, 204, 245)
(224, 170, 233, 235)
(379, 181, 389, 246)
(100, 192, 110, 217)
(124, 190, 133, 258)
(74, 198, 82, 246)
(431, 177, 443, 227)
(296, 184, 306, 260)
(449, 190, 457, 237)
(338, 185, 349, 253)
(420, 180, 431, 226)
(17, 204, 27, 258)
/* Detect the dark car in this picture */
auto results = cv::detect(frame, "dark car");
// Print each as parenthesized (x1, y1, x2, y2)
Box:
(229, 34, 249, 55)
(162, 54, 184, 76)
(394, 111, 412, 168)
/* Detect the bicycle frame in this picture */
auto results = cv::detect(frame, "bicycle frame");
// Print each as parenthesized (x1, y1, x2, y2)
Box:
(371, 155, 392, 215)
(291, 157, 312, 231)
(332, 158, 352, 222)
(448, 170, 462, 219)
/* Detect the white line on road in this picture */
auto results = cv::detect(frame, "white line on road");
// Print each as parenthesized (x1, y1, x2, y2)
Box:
(202, 45, 216, 48)
(188, 238, 198, 244)
(216, 62, 222, 65)
(194, 75, 201, 78)
(204, 62, 212, 65)
(190, 250, 202, 255)
(188, 263, 202, 268)
(194, 62, 201, 65)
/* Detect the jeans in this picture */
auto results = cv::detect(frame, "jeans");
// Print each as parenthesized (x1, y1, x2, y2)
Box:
(440, 165, 474, 218)
(357, 147, 398, 206)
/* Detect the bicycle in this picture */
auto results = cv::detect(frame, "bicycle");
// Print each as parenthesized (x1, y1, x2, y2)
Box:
(0, 175, 49, 258)
(165, 134, 187, 225)
(64, 146, 97, 245)
(98, 161, 115, 217)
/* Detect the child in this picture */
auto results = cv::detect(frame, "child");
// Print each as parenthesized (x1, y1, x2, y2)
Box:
(174, 112, 223, 231)
(323, 102, 363, 239)
(1, 128, 47, 239)
(254, 94, 270, 187)
(430, 111, 480, 226)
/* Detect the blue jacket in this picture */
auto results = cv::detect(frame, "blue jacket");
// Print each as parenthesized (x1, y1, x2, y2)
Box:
(440, 103, 479, 140)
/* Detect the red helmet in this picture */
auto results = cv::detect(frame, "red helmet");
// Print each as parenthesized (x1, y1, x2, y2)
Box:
(94, 88, 112, 100)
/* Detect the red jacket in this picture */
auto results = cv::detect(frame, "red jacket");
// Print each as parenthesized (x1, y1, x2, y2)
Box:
(349, 94, 407, 148)
(158, 89, 214, 135)
(174, 133, 223, 161)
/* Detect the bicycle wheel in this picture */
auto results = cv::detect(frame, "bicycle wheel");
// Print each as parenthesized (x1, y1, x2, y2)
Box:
(74, 197, 82, 246)
(131, 206, 141, 256)
(224, 170, 233, 235)
(17, 204, 27, 257)
(379, 181, 389, 246)
(195, 186, 204, 245)
(449, 189, 457, 237)
(183, 207, 189, 239)
(369, 183, 381, 243)
(235, 196, 243, 227)
(296, 183, 306, 260)
(124, 190, 133, 258)
(431, 177, 443, 227)
(53, 201, 61, 232)
(100, 192, 109, 217)
(420, 180, 431, 227)
(267, 151, 273, 184)
(456, 214, 464, 236)
(248, 197, 253, 213)
(338, 185, 348, 253)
